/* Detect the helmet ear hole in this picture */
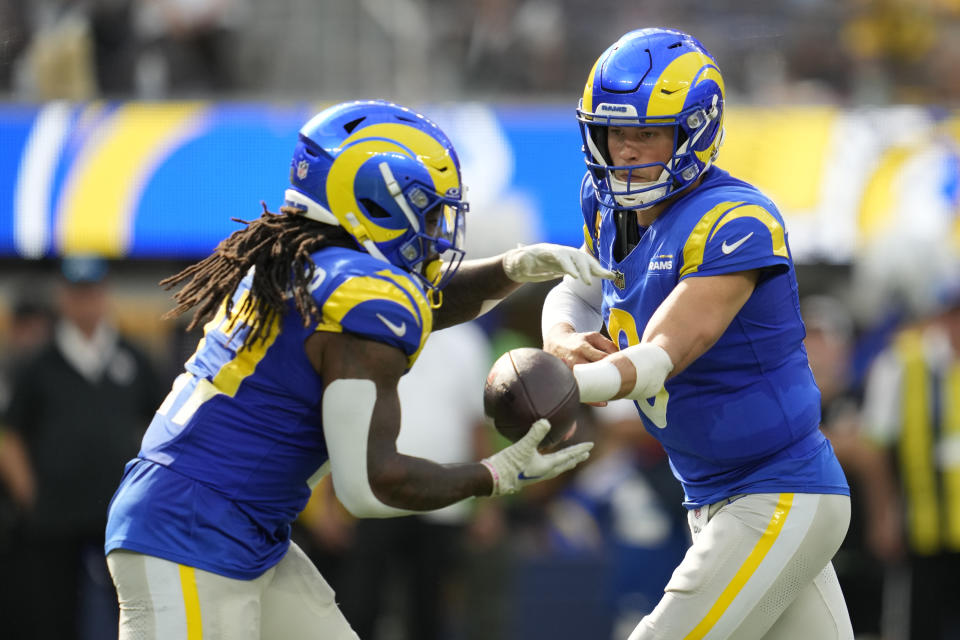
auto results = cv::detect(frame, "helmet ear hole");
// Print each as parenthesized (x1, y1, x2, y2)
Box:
(343, 117, 365, 133)
(359, 198, 393, 219)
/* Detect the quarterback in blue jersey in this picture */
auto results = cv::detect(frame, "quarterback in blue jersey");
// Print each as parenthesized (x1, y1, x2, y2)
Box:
(104, 100, 604, 640)
(541, 29, 854, 639)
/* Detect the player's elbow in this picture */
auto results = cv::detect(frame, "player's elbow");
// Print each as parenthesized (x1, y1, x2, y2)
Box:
(331, 465, 411, 519)
(332, 480, 397, 519)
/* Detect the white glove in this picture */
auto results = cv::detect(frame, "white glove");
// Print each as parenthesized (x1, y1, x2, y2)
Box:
(503, 243, 614, 286)
(480, 420, 593, 496)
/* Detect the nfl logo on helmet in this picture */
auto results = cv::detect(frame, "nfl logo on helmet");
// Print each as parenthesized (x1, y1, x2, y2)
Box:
(296, 160, 309, 180)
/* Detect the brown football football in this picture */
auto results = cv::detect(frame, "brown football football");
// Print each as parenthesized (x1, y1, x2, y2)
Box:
(483, 347, 580, 450)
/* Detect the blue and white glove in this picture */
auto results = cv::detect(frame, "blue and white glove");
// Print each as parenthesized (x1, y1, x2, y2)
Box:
(480, 420, 593, 496)
(503, 244, 613, 286)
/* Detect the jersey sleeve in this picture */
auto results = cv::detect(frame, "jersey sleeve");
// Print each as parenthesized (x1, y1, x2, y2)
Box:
(579, 173, 601, 259)
(311, 268, 433, 369)
(678, 201, 791, 279)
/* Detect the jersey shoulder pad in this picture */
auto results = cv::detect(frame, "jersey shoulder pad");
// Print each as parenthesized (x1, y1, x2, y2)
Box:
(677, 187, 790, 279)
(308, 249, 432, 366)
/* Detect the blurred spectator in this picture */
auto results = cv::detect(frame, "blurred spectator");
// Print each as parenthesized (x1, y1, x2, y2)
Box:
(88, 0, 138, 95)
(0, 255, 162, 640)
(462, 0, 569, 94)
(299, 321, 499, 640)
(802, 295, 885, 639)
(0, 282, 54, 547)
(133, 0, 249, 97)
(859, 279, 960, 640)
(0, 0, 30, 90)
(12, 0, 98, 100)
(841, 0, 960, 104)
(0, 283, 55, 411)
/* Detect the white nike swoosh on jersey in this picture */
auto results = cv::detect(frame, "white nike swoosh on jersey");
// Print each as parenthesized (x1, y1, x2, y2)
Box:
(376, 313, 407, 337)
(721, 231, 754, 255)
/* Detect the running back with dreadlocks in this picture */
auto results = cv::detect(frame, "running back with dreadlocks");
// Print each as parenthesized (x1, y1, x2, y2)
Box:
(160, 204, 355, 349)
(104, 100, 606, 640)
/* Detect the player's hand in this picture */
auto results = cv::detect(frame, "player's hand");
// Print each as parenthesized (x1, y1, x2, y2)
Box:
(544, 324, 618, 405)
(503, 243, 614, 285)
(544, 323, 618, 368)
(481, 420, 593, 496)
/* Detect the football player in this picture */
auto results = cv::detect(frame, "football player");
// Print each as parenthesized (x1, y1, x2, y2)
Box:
(541, 29, 854, 639)
(104, 100, 605, 639)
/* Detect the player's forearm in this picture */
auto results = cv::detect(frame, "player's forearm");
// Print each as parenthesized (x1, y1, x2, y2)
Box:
(541, 276, 604, 338)
(434, 256, 520, 330)
(368, 454, 493, 509)
(642, 270, 759, 373)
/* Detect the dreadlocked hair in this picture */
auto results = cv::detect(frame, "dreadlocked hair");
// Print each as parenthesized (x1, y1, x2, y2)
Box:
(161, 203, 356, 350)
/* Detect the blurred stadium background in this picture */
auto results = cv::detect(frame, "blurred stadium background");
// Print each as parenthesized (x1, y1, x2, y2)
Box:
(1, 1, 959, 639)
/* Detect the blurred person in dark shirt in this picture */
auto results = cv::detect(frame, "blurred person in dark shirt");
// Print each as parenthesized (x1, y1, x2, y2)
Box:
(0, 255, 161, 640)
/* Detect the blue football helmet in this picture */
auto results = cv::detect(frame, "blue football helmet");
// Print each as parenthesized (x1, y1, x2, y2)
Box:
(577, 28, 725, 210)
(284, 100, 468, 295)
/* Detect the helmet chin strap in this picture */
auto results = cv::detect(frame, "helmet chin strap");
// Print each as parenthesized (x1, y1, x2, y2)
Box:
(424, 259, 444, 308)
(284, 189, 340, 225)
(379, 162, 421, 232)
(284, 189, 393, 265)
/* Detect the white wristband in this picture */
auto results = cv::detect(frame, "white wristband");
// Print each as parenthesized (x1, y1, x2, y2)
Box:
(619, 343, 673, 400)
(573, 359, 624, 403)
(573, 343, 673, 403)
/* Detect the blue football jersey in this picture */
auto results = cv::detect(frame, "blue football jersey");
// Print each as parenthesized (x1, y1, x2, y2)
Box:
(581, 168, 849, 507)
(105, 247, 434, 578)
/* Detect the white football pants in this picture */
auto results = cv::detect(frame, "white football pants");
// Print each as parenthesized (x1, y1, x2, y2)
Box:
(627, 492, 854, 640)
(106, 543, 359, 640)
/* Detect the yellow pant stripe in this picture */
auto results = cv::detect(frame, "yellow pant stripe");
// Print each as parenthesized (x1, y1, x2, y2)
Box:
(178, 564, 203, 639)
(684, 493, 794, 640)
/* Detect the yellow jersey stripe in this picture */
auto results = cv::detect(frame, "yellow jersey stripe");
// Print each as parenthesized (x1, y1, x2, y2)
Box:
(178, 564, 203, 640)
(314, 272, 431, 366)
(58, 102, 205, 256)
(707, 204, 788, 258)
(314, 274, 420, 333)
(212, 297, 281, 398)
(376, 269, 433, 362)
(679, 201, 741, 277)
(684, 493, 794, 640)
